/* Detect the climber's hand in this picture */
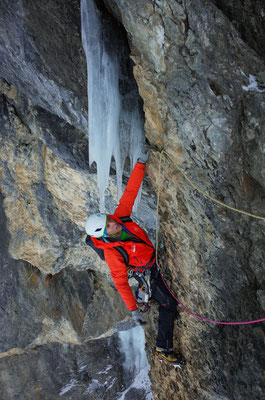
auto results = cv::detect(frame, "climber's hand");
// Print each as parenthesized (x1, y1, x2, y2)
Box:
(136, 301, 152, 314)
(131, 309, 146, 326)
(137, 143, 150, 164)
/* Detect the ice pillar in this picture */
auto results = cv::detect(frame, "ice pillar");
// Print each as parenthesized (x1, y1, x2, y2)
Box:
(81, 0, 144, 212)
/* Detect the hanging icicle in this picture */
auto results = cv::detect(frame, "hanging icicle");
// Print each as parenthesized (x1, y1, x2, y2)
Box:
(81, 0, 144, 212)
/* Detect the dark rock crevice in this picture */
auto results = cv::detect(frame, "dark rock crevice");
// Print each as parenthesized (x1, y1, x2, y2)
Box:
(211, 0, 265, 61)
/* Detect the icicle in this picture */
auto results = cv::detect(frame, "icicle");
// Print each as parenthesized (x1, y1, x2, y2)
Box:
(118, 326, 148, 373)
(81, 0, 145, 212)
(81, 0, 121, 211)
(129, 107, 145, 211)
(117, 326, 153, 399)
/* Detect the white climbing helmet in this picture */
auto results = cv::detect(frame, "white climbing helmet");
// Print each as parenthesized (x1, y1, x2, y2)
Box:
(85, 213, 107, 238)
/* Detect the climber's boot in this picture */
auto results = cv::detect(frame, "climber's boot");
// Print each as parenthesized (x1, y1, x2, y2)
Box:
(155, 348, 185, 368)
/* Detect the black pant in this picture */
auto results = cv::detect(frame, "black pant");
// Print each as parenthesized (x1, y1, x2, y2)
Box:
(151, 266, 177, 350)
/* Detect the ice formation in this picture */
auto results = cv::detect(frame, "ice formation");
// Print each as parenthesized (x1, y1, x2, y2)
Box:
(118, 326, 148, 373)
(81, 0, 145, 212)
(118, 326, 153, 399)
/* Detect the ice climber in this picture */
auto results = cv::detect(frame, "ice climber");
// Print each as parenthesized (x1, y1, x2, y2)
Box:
(85, 145, 184, 366)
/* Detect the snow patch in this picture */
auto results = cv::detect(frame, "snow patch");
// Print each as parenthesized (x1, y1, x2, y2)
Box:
(85, 379, 102, 394)
(59, 379, 78, 396)
(98, 364, 112, 374)
(116, 367, 154, 400)
(79, 364, 88, 372)
(241, 72, 265, 93)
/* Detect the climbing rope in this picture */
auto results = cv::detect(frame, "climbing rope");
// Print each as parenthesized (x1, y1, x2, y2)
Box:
(155, 149, 265, 325)
(159, 150, 265, 221)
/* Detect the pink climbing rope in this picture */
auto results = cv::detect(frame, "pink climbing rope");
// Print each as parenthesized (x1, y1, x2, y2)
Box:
(155, 150, 265, 325)
(159, 270, 265, 325)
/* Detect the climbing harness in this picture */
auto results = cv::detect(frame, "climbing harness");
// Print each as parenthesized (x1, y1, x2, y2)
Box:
(155, 149, 265, 325)
(86, 216, 155, 309)
(134, 269, 153, 312)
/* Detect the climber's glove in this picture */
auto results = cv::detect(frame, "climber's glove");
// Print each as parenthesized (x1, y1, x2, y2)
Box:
(131, 309, 146, 326)
(137, 143, 150, 164)
(136, 302, 151, 314)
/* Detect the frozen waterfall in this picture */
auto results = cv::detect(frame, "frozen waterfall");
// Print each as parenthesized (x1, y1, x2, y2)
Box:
(81, 0, 145, 212)
(118, 326, 153, 400)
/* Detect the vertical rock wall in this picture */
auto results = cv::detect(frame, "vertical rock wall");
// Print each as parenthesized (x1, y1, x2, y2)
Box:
(103, 0, 265, 399)
(0, 0, 153, 398)
(1, 0, 265, 398)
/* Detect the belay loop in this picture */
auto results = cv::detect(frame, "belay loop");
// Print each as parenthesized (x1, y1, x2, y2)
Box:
(154, 149, 265, 325)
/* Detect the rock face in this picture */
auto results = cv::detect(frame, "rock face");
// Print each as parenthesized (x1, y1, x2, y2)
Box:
(1, 0, 265, 399)
(0, 0, 153, 398)
(102, 0, 265, 399)
(0, 191, 130, 399)
(0, 0, 87, 131)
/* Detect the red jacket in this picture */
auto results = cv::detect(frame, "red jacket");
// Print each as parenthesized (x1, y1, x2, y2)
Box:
(91, 162, 155, 311)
